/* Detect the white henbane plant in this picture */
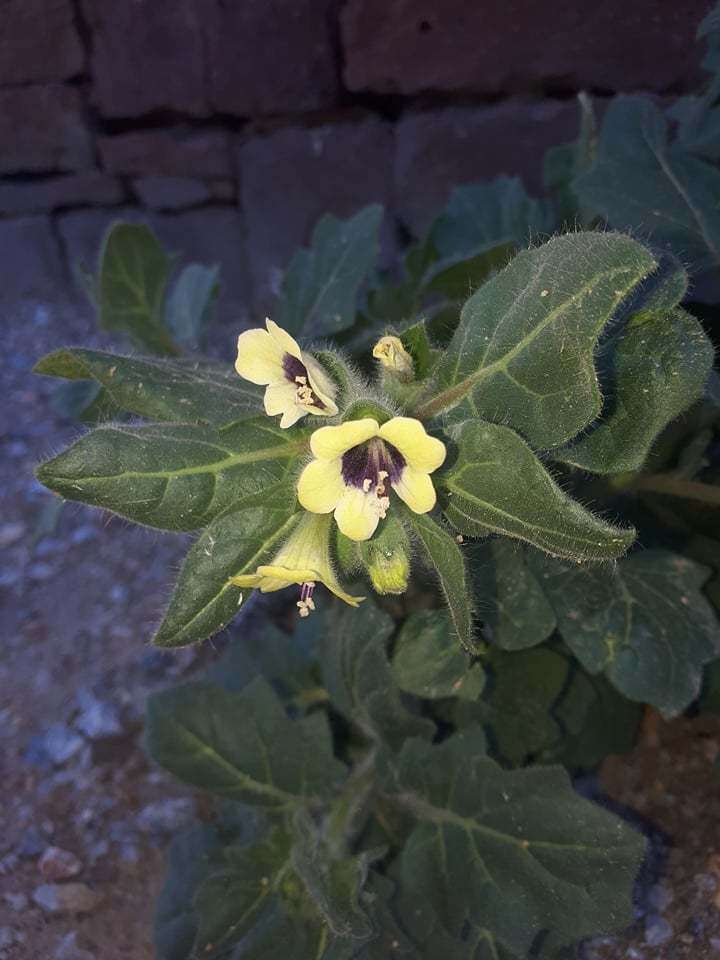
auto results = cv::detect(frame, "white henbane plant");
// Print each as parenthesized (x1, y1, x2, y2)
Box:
(34, 201, 719, 959)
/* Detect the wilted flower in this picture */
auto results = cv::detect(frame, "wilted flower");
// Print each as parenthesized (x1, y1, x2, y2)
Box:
(229, 513, 363, 616)
(297, 417, 446, 541)
(235, 318, 338, 428)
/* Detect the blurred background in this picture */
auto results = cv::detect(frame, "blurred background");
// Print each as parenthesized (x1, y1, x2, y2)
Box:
(0, 2, 715, 958)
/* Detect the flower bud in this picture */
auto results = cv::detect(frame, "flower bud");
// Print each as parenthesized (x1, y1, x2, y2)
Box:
(372, 335, 414, 382)
(361, 515, 411, 595)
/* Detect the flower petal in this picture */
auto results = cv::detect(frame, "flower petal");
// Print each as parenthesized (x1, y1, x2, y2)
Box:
(310, 418, 379, 461)
(265, 318, 303, 361)
(235, 328, 285, 384)
(254, 565, 309, 591)
(393, 466, 437, 514)
(334, 487, 381, 542)
(379, 417, 446, 473)
(263, 380, 297, 416)
(297, 458, 345, 513)
(279, 405, 307, 429)
(304, 354, 339, 415)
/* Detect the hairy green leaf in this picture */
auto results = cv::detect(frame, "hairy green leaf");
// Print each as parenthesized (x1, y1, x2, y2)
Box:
(146, 677, 345, 807)
(402, 508, 477, 653)
(441, 420, 635, 560)
(154, 826, 219, 960)
(392, 731, 645, 956)
(415, 232, 657, 447)
(291, 813, 378, 942)
(392, 610, 485, 700)
(154, 489, 299, 646)
(556, 309, 714, 474)
(429, 177, 552, 265)
(34, 348, 263, 425)
(194, 828, 294, 958)
(320, 602, 434, 751)
(48, 378, 118, 424)
(36, 420, 306, 532)
(575, 96, 720, 276)
(469, 540, 556, 650)
(97, 222, 180, 355)
(529, 549, 720, 716)
(482, 648, 569, 766)
(165, 262, 219, 347)
(279, 205, 383, 337)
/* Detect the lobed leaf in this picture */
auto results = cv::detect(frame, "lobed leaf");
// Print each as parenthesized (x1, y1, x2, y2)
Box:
(164, 263, 220, 347)
(97, 222, 180, 355)
(34, 348, 264, 425)
(279, 205, 383, 337)
(555, 308, 714, 474)
(429, 177, 552, 266)
(392, 731, 645, 957)
(529, 549, 720, 716)
(36, 420, 306, 532)
(146, 677, 345, 807)
(441, 420, 635, 560)
(575, 96, 720, 277)
(415, 232, 657, 447)
(154, 487, 299, 646)
(392, 610, 485, 700)
(468, 540, 556, 650)
(320, 602, 434, 751)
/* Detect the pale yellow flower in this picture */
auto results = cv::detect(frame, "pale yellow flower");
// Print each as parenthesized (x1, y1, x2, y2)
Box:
(297, 417, 446, 542)
(235, 318, 338, 428)
(230, 513, 363, 615)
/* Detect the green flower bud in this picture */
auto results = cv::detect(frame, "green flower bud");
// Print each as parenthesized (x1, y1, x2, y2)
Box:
(372, 335, 414, 382)
(361, 515, 411, 595)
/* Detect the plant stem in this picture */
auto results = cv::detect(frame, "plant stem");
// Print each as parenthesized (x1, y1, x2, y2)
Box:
(630, 474, 720, 506)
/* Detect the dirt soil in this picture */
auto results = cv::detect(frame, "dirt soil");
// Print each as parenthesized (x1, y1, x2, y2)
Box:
(3, 297, 720, 960)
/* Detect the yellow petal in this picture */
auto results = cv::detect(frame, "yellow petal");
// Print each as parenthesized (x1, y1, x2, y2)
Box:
(304, 353, 339, 415)
(229, 573, 261, 587)
(334, 487, 381, 542)
(310, 418, 379, 461)
(265, 318, 303, 361)
(379, 417, 446, 473)
(279, 406, 307, 429)
(392, 466, 437, 514)
(254, 565, 310, 591)
(235, 328, 285, 384)
(297, 458, 345, 513)
(264, 380, 297, 416)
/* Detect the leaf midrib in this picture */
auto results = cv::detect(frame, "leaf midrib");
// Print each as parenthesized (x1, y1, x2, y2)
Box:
(415, 262, 645, 418)
(50, 438, 307, 483)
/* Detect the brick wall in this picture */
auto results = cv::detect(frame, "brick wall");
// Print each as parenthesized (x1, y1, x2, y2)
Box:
(0, 0, 712, 325)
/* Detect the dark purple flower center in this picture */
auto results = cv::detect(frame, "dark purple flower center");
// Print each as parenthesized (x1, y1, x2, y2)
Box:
(341, 438, 405, 490)
(282, 353, 326, 410)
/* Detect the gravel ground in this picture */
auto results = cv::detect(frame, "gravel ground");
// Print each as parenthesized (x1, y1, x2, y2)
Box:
(4, 289, 720, 959)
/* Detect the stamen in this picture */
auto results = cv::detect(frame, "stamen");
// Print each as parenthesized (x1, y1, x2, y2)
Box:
(362, 478, 373, 493)
(296, 581, 316, 617)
